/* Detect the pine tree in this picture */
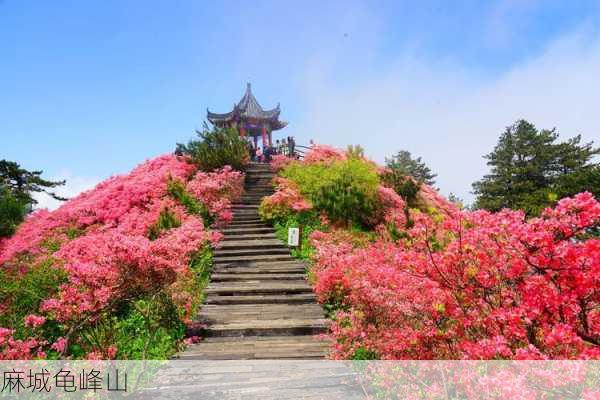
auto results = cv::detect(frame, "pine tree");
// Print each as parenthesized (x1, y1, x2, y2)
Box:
(473, 120, 599, 215)
(385, 150, 437, 186)
(0, 160, 66, 207)
(0, 160, 66, 238)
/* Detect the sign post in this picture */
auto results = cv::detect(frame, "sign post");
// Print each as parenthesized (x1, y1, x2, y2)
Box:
(288, 227, 301, 251)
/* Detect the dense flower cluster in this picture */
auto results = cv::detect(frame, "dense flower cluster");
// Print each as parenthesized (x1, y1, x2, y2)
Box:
(0, 154, 244, 359)
(259, 177, 312, 221)
(302, 144, 347, 164)
(269, 154, 295, 172)
(187, 166, 244, 226)
(311, 192, 600, 359)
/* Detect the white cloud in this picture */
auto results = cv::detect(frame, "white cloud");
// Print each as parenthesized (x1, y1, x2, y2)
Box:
(32, 170, 100, 211)
(297, 27, 600, 204)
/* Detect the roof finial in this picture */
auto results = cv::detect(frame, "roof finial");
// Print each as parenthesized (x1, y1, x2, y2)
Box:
(246, 82, 252, 92)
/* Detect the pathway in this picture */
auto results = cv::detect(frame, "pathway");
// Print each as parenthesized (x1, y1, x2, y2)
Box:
(179, 162, 329, 359)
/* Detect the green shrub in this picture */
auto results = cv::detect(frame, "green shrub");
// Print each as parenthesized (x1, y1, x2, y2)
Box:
(0, 257, 67, 340)
(281, 158, 381, 228)
(148, 208, 181, 240)
(0, 185, 26, 238)
(167, 178, 213, 227)
(188, 246, 213, 305)
(175, 125, 249, 172)
(78, 294, 185, 360)
(271, 211, 324, 261)
(351, 346, 379, 360)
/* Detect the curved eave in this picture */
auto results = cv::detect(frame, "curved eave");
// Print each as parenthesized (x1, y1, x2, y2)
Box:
(207, 108, 237, 124)
(271, 120, 288, 131)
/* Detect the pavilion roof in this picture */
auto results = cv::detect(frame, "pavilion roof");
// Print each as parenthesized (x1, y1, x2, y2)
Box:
(207, 83, 287, 129)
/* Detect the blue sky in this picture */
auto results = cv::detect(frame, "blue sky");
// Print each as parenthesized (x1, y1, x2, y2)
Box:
(2, 0, 600, 207)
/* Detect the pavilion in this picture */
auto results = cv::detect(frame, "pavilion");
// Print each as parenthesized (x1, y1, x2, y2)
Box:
(207, 83, 287, 150)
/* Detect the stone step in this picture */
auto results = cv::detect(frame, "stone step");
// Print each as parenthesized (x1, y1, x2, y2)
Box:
(231, 214, 261, 220)
(244, 186, 274, 191)
(246, 173, 275, 178)
(222, 227, 275, 235)
(178, 335, 329, 360)
(241, 193, 269, 198)
(213, 254, 296, 264)
(197, 319, 328, 338)
(222, 233, 278, 241)
(214, 248, 291, 257)
(232, 210, 260, 216)
(217, 239, 288, 250)
(232, 204, 259, 209)
(213, 260, 307, 269)
(233, 207, 261, 211)
(227, 221, 265, 227)
(205, 282, 312, 296)
(198, 304, 324, 322)
(211, 273, 306, 281)
(204, 293, 317, 305)
(230, 216, 261, 221)
(212, 264, 306, 275)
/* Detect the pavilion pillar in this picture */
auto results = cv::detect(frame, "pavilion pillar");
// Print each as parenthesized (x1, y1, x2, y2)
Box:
(239, 126, 246, 138)
(268, 130, 272, 147)
(261, 126, 267, 149)
(254, 135, 258, 149)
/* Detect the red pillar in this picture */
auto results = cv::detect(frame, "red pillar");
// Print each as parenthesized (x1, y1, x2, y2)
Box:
(239, 126, 246, 138)
(253, 135, 258, 149)
(261, 126, 267, 149)
(268, 131, 272, 147)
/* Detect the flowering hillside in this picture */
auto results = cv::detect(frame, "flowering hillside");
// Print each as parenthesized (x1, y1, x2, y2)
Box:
(0, 154, 243, 359)
(260, 145, 600, 360)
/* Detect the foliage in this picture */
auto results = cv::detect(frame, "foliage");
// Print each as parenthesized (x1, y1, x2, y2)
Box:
(0, 257, 66, 340)
(175, 125, 250, 172)
(385, 150, 437, 186)
(271, 211, 325, 261)
(0, 186, 27, 238)
(473, 120, 599, 215)
(147, 208, 182, 240)
(167, 178, 213, 227)
(381, 170, 421, 207)
(259, 177, 312, 222)
(0, 154, 243, 359)
(185, 166, 245, 227)
(280, 158, 381, 228)
(310, 192, 600, 360)
(346, 144, 365, 159)
(0, 159, 66, 206)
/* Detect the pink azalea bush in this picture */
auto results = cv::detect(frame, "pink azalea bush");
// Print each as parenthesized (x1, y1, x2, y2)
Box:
(302, 144, 347, 164)
(270, 153, 296, 172)
(0, 154, 244, 359)
(311, 192, 600, 360)
(259, 177, 312, 221)
(260, 143, 600, 360)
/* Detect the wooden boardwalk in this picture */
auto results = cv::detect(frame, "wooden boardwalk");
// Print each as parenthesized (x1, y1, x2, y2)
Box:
(178, 163, 329, 359)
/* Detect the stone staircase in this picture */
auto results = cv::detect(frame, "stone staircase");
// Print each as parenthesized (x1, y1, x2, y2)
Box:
(179, 163, 329, 359)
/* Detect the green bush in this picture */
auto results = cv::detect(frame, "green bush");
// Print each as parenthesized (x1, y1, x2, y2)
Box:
(176, 125, 250, 172)
(78, 294, 185, 360)
(148, 208, 181, 240)
(0, 185, 26, 238)
(281, 158, 381, 228)
(272, 211, 324, 261)
(0, 257, 67, 340)
(167, 178, 213, 227)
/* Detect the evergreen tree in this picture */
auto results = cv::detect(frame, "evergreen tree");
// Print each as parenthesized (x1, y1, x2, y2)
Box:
(0, 160, 66, 238)
(0, 186, 26, 238)
(385, 150, 437, 186)
(0, 160, 66, 206)
(473, 120, 599, 215)
(175, 124, 250, 171)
